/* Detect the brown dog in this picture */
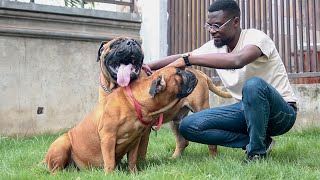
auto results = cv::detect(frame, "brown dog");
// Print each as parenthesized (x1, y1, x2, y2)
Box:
(159, 68, 232, 158)
(43, 66, 198, 173)
(97, 37, 145, 101)
(97, 37, 232, 160)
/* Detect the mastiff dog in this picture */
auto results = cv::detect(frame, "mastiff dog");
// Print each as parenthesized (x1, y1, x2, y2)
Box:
(97, 37, 232, 160)
(44, 66, 198, 173)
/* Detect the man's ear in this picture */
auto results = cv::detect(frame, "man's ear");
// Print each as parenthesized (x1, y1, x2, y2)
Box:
(97, 41, 108, 62)
(233, 17, 240, 27)
(149, 75, 166, 97)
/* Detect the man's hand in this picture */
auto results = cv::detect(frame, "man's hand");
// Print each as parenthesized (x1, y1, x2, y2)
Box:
(166, 58, 187, 69)
(142, 64, 153, 76)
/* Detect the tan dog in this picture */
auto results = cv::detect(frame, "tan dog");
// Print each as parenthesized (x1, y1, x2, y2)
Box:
(158, 68, 232, 158)
(97, 37, 145, 101)
(44, 66, 198, 173)
(97, 37, 232, 160)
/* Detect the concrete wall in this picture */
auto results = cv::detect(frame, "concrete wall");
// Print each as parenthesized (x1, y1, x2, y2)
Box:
(0, 0, 141, 136)
(292, 84, 320, 129)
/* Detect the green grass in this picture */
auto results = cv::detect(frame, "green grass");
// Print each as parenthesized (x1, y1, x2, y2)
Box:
(1, 127, 320, 179)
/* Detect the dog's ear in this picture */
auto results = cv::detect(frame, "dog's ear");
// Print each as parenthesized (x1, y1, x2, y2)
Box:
(149, 75, 166, 97)
(97, 41, 108, 62)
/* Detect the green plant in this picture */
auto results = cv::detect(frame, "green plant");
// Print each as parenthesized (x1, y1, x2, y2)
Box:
(64, 0, 94, 9)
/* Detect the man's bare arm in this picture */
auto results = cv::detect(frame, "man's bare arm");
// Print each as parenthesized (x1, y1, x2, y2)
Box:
(146, 54, 182, 70)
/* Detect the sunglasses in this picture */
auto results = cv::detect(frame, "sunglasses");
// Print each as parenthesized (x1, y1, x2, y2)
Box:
(204, 17, 235, 32)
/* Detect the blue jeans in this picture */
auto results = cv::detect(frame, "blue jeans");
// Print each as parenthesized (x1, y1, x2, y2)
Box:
(179, 77, 297, 155)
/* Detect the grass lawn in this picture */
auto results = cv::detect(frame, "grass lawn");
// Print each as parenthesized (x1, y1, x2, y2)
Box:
(0, 126, 320, 179)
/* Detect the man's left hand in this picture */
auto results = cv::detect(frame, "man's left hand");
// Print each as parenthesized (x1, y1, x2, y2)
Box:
(166, 58, 187, 69)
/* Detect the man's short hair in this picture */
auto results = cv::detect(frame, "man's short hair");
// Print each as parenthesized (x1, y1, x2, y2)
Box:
(208, 0, 240, 18)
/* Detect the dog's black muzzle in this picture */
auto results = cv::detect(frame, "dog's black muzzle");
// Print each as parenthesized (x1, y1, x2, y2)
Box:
(177, 69, 198, 99)
(105, 39, 144, 81)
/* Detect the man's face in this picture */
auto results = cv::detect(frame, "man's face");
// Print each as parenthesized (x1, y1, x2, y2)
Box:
(206, 10, 236, 48)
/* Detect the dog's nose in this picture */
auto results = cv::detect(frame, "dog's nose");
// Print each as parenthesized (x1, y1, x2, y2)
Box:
(126, 40, 136, 46)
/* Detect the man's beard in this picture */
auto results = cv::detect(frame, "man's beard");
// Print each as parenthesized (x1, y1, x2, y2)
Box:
(214, 37, 232, 48)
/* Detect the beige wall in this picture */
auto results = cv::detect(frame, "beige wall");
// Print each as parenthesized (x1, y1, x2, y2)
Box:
(0, 1, 141, 136)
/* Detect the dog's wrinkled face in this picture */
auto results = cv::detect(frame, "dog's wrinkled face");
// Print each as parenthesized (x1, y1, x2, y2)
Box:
(149, 67, 198, 99)
(97, 37, 144, 87)
(144, 67, 198, 114)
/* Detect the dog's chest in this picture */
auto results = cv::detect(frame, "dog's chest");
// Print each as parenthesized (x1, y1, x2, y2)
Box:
(116, 121, 146, 145)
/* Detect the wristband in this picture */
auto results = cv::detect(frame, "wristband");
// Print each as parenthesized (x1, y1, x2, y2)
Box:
(181, 52, 191, 66)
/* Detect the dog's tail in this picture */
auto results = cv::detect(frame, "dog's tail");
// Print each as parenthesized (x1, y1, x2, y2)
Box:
(201, 71, 232, 98)
(43, 133, 72, 173)
(208, 82, 232, 98)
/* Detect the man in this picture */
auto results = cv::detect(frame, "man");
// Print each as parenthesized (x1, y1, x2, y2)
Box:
(147, 0, 297, 162)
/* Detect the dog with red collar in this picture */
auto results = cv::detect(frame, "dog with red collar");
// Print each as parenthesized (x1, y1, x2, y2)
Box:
(43, 66, 198, 173)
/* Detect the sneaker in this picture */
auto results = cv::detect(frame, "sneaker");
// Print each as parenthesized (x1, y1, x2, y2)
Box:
(266, 138, 276, 155)
(243, 137, 276, 155)
(244, 154, 266, 163)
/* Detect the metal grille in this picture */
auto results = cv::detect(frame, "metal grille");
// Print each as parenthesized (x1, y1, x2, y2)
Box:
(167, 0, 320, 80)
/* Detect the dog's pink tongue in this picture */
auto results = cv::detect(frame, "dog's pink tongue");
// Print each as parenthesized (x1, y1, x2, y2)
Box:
(117, 64, 132, 87)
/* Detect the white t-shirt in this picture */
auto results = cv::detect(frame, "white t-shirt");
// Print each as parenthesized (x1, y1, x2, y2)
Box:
(192, 29, 297, 102)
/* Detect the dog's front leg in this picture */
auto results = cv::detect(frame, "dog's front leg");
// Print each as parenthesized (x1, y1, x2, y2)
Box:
(170, 121, 189, 159)
(99, 129, 117, 173)
(137, 128, 151, 162)
(127, 137, 141, 173)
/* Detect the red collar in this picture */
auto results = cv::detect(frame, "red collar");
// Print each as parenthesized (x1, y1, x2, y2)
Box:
(125, 85, 163, 131)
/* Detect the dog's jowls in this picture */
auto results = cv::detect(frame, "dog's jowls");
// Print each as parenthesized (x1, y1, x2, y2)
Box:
(97, 37, 144, 91)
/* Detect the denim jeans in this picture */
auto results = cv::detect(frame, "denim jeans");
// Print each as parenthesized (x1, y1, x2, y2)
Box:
(179, 77, 297, 155)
